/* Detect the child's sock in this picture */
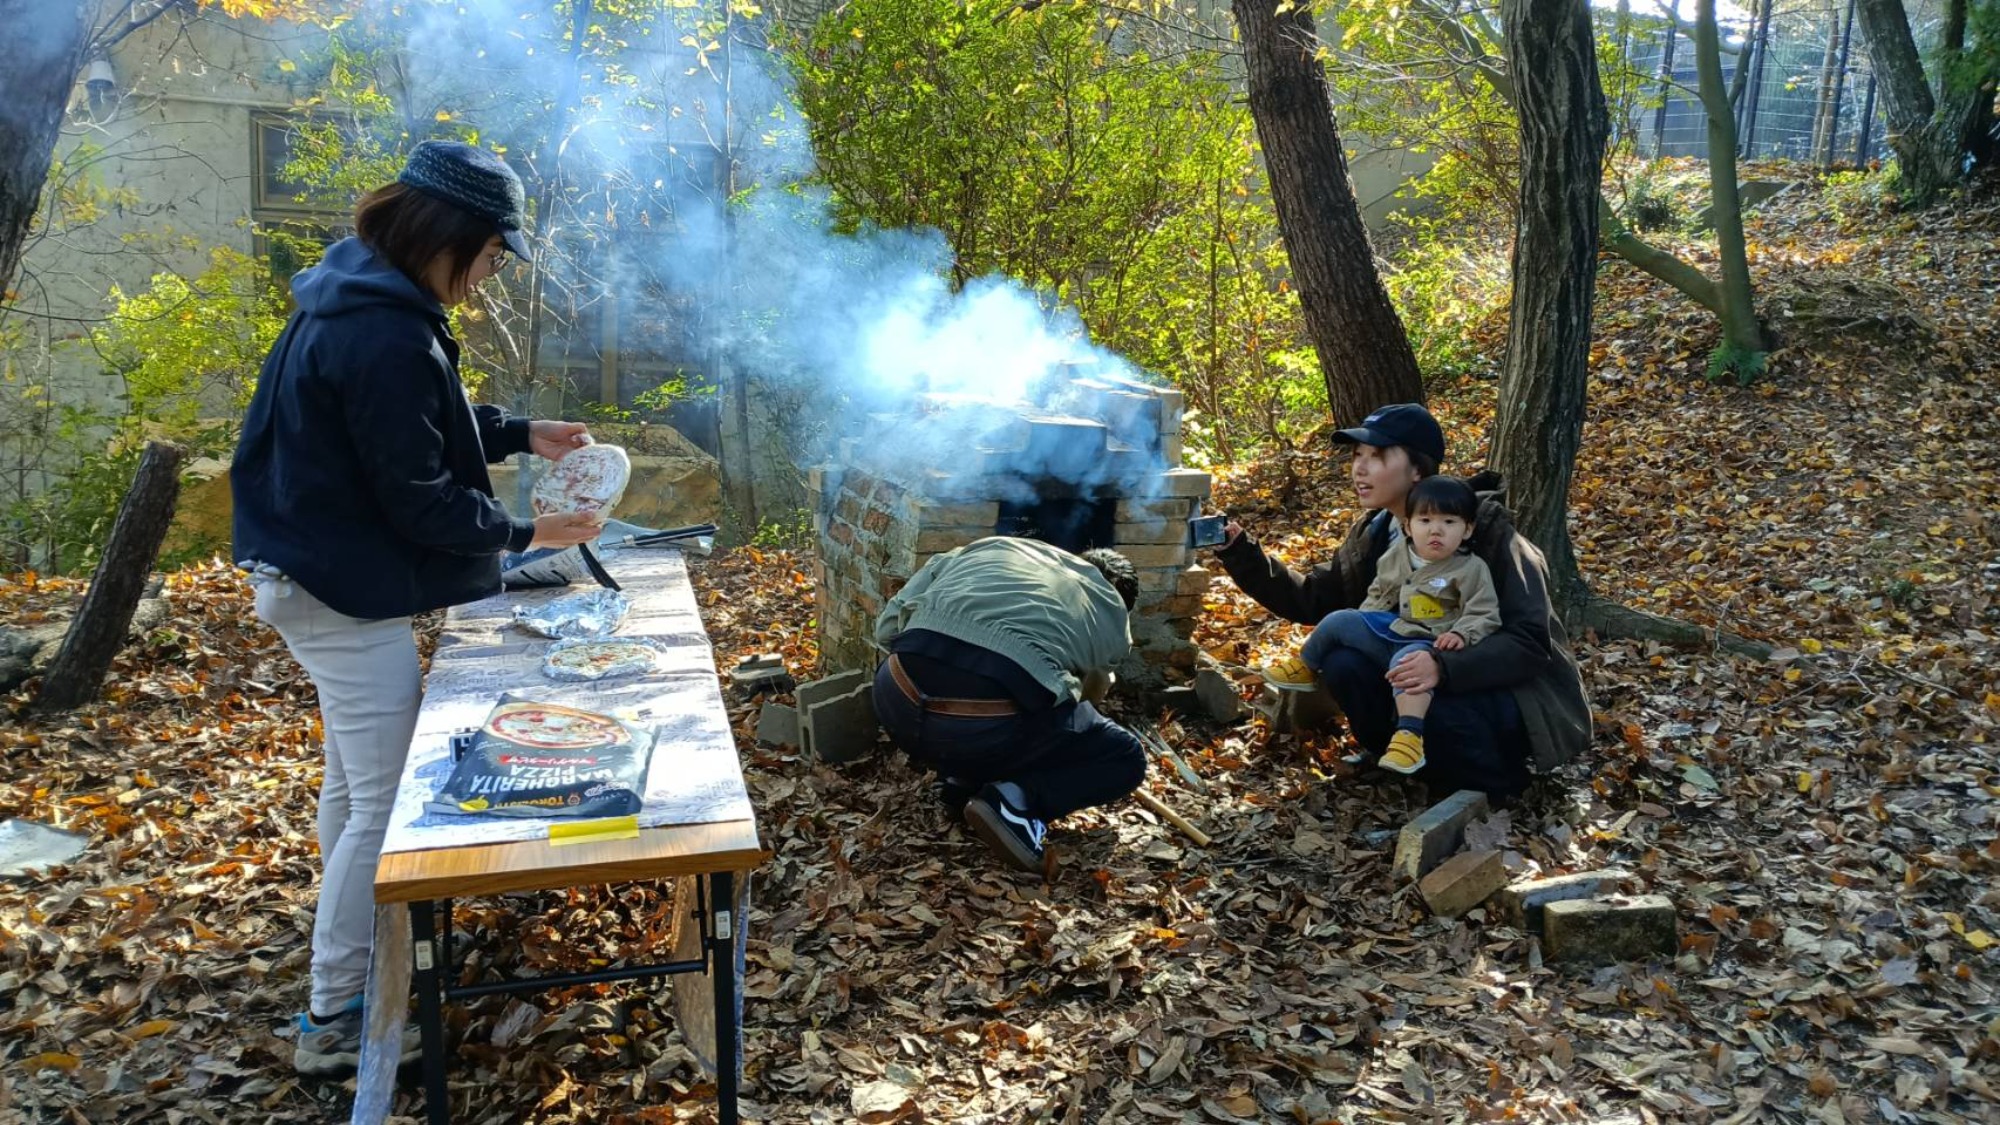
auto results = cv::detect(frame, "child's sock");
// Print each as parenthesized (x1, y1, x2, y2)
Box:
(1396, 716, 1426, 739)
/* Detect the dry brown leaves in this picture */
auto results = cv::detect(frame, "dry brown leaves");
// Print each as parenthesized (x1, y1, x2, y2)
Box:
(3, 173, 1998, 1124)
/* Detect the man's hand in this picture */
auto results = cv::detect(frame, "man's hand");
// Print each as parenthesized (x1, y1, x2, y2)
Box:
(529, 420, 591, 461)
(1434, 631, 1466, 652)
(529, 511, 604, 549)
(1222, 519, 1244, 548)
(1385, 648, 1441, 693)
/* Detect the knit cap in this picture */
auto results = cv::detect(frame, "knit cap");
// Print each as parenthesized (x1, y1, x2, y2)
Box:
(397, 140, 532, 259)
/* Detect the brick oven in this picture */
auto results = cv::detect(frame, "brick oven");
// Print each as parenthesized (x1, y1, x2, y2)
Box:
(810, 369, 1213, 686)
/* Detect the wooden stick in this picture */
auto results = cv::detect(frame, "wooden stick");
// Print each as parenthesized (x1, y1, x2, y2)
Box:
(1134, 790, 1212, 848)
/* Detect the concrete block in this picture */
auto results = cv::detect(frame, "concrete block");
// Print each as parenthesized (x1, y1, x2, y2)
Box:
(1152, 468, 1212, 499)
(913, 527, 987, 555)
(1114, 520, 1191, 546)
(1393, 790, 1490, 881)
(802, 684, 878, 764)
(1418, 849, 1508, 918)
(756, 702, 800, 748)
(914, 502, 999, 527)
(1175, 565, 1211, 598)
(1495, 870, 1631, 930)
(1116, 498, 1195, 524)
(796, 669, 868, 711)
(1117, 543, 1190, 570)
(732, 664, 795, 697)
(736, 652, 784, 671)
(1160, 433, 1185, 468)
(1193, 666, 1247, 723)
(1543, 895, 1678, 964)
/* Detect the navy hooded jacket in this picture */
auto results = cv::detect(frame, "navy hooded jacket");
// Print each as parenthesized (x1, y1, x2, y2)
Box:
(231, 237, 536, 619)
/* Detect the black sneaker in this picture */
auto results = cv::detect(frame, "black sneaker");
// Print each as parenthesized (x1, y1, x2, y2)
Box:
(963, 785, 1047, 873)
(934, 775, 978, 817)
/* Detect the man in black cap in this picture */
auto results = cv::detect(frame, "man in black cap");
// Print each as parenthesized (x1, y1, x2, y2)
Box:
(1205, 402, 1592, 800)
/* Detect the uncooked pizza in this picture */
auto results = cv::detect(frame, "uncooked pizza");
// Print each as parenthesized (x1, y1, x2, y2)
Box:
(484, 701, 627, 750)
(542, 638, 659, 682)
(430, 696, 653, 819)
(532, 443, 630, 516)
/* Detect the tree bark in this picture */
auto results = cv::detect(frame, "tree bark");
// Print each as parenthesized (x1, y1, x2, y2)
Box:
(0, 0, 90, 299)
(1693, 0, 1769, 375)
(1230, 0, 1424, 426)
(35, 442, 184, 712)
(1492, 0, 1606, 612)
(1853, 0, 1977, 200)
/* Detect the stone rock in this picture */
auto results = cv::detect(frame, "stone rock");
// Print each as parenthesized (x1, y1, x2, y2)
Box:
(1495, 870, 1631, 930)
(732, 664, 794, 698)
(1192, 665, 1247, 723)
(1393, 790, 1490, 881)
(755, 702, 800, 749)
(802, 684, 878, 764)
(1418, 849, 1508, 918)
(1543, 895, 1678, 964)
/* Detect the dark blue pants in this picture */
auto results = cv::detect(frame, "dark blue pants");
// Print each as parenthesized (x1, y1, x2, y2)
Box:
(1317, 645, 1532, 798)
(871, 661, 1147, 821)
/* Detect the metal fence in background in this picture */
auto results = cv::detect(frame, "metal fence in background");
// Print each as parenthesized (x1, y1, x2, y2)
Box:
(1619, 0, 1894, 167)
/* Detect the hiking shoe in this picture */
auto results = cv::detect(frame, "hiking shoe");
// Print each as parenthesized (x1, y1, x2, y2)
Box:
(1380, 730, 1427, 775)
(963, 785, 1047, 873)
(1261, 654, 1318, 692)
(935, 775, 978, 817)
(292, 997, 420, 1077)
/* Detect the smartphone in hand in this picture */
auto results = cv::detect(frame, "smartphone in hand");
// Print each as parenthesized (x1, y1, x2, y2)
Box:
(1187, 514, 1229, 549)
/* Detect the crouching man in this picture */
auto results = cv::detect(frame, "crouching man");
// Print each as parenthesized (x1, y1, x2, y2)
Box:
(871, 536, 1148, 872)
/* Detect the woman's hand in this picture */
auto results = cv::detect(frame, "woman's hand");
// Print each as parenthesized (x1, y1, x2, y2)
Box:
(1222, 519, 1244, 548)
(1385, 648, 1441, 693)
(1434, 631, 1466, 652)
(529, 420, 591, 461)
(529, 511, 605, 549)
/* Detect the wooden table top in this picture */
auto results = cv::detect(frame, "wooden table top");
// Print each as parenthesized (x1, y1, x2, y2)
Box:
(374, 817, 766, 903)
(374, 549, 764, 904)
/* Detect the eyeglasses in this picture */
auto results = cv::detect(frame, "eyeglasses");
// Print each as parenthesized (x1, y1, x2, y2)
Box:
(487, 247, 513, 272)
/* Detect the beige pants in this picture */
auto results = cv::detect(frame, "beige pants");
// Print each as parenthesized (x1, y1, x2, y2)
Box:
(253, 577, 421, 1015)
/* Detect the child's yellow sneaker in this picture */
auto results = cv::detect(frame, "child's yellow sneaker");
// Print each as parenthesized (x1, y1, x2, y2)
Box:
(1261, 654, 1318, 692)
(1380, 730, 1426, 774)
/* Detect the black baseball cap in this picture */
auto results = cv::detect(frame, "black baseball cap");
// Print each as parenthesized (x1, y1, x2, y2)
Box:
(1331, 403, 1445, 466)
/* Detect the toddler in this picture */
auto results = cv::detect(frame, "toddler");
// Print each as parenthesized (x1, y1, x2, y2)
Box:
(1265, 475, 1501, 773)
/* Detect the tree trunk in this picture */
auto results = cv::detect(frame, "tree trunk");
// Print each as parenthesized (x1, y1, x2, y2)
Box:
(35, 442, 185, 712)
(1230, 0, 1424, 426)
(1492, 0, 1606, 613)
(1810, 1, 1844, 162)
(0, 1, 90, 299)
(1854, 0, 1970, 200)
(1693, 0, 1770, 378)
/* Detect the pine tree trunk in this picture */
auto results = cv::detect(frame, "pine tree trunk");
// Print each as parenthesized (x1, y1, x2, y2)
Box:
(1492, 0, 1606, 612)
(1230, 0, 1424, 426)
(35, 442, 185, 712)
(1694, 0, 1770, 372)
(0, 1, 90, 298)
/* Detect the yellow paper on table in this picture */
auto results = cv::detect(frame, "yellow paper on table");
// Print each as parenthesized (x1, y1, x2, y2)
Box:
(548, 815, 640, 847)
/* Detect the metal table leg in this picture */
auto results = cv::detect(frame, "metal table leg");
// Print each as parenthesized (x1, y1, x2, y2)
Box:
(410, 901, 451, 1125)
(710, 871, 739, 1125)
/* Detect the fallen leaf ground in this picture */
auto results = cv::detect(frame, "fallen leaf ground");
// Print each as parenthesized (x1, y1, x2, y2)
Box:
(3, 171, 1997, 1124)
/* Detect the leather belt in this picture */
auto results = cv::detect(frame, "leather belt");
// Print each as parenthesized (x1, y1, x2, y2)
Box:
(886, 654, 1018, 717)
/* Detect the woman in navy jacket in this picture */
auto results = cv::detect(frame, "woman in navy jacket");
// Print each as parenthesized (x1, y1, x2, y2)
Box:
(231, 142, 603, 1076)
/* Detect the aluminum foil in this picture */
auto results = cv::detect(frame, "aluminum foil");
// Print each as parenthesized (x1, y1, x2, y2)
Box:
(513, 588, 630, 639)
